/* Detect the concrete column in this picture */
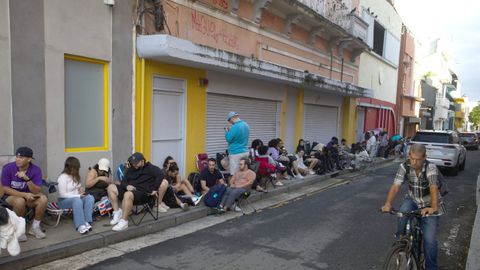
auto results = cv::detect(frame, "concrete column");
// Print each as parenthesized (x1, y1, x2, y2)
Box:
(0, 0, 13, 154)
(10, 0, 47, 170)
(111, 0, 134, 168)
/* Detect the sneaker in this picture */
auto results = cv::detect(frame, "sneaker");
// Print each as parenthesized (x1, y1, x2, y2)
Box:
(193, 194, 204, 206)
(234, 205, 242, 212)
(153, 204, 168, 213)
(160, 202, 170, 210)
(28, 226, 46, 239)
(110, 209, 123, 225)
(77, 225, 89, 234)
(295, 174, 304, 179)
(18, 234, 27, 242)
(85, 222, 92, 231)
(180, 203, 189, 211)
(112, 219, 128, 231)
(309, 170, 316, 175)
(276, 181, 284, 186)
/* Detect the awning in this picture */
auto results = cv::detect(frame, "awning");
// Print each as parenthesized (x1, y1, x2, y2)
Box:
(136, 34, 373, 98)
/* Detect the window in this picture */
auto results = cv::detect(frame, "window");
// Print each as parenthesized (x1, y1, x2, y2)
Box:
(373, 21, 385, 56)
(410, 100, 414, 110)
(64, 55, 109, 152)
(413, 132, 449, 144)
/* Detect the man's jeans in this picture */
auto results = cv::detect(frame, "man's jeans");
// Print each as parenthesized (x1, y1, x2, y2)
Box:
(59, 195, 94, 229)
(396, 197, 439, 270)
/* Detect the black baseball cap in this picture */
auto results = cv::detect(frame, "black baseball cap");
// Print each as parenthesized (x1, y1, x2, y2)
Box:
(16, 146, 34, 158)
(128, 152, 145, 165)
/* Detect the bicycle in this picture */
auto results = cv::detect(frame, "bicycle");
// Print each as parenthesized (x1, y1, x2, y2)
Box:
(382, 209, 425, 270)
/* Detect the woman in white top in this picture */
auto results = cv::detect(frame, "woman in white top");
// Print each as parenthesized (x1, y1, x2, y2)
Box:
(57, 157, 94, 234)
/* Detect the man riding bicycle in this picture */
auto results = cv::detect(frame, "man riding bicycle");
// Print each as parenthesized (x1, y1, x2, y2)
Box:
(381, 143, 443, 270)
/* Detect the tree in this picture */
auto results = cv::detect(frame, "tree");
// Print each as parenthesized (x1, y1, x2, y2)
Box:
(469, 105, 480, 130)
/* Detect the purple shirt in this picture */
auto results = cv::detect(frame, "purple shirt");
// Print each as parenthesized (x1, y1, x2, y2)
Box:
(1, 162, 43, 193)
(267, 147, 279, 160)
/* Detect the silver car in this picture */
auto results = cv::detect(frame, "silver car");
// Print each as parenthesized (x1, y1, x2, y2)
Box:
(409, 130, 467, 175)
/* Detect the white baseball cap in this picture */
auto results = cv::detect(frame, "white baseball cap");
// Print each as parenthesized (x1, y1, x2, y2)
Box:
(98, 158, 110, 171)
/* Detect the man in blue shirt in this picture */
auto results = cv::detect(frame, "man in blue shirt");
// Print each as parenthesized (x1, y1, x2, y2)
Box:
(225, 112, 250, 175)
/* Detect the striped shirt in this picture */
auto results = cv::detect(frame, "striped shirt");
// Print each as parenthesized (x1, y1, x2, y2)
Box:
(393, 162, 439, 209)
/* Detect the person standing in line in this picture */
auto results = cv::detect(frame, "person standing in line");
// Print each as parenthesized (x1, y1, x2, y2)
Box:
(225, 112, 250, 175)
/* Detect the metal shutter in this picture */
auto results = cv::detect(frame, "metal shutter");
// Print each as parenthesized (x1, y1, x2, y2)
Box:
(304, 104, 339, 144)
(206, 93, 279, 157)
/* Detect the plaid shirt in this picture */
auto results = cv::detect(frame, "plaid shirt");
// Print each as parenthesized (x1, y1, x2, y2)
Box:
(393, 162, 439, 209)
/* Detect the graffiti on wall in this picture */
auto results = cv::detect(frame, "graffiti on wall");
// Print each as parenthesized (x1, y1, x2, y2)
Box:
(191, 11, 239, 50)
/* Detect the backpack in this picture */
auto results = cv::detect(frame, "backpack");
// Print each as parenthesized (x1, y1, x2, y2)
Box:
(204, 184, 227, 207)
(403, 160, 449, 197)
(187, 172, 202, 193)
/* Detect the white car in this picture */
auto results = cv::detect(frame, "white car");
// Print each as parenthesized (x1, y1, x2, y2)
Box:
(409, 130, 467, 175)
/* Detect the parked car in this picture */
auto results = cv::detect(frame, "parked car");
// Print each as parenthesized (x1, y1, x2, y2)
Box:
(409, 130, 467, 175)
(458, 132, 479, 150)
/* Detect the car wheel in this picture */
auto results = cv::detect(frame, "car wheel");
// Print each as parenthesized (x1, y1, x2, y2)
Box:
(460, 157, 466, 171)
(449, 163, 459, 176)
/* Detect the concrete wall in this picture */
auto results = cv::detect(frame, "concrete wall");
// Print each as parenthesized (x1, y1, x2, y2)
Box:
(0, 0, 13, 154)
(10, 0, 47, 170)
(43, 0, 114, 180)
(111, 0, 134, 170)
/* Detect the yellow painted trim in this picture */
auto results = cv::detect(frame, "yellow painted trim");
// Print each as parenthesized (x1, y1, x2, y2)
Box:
(64, 54, 109, 152)
(140, 58, 146, 153)
(294, 89, 304, 143)
(280, 88, 287, 141)
(341, 97, 356, 145)
(136, 59, 206, 175)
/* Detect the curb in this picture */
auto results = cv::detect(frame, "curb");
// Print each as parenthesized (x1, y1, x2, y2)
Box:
(465, 172, 480, 270)
(0, 159, 392, 269)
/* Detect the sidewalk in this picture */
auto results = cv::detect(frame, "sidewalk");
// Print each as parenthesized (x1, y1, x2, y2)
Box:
(465, 171, 480, 270)
(0, 161, 391, 269)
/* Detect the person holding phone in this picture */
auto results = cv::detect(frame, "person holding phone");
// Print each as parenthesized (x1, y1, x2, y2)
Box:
(225, 112, 250, 175)
(57, 157, 94, 234)
(1, 146, 47, 240)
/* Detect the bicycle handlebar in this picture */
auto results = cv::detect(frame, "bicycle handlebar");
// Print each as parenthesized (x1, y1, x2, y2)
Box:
(380, 208, 438, 218)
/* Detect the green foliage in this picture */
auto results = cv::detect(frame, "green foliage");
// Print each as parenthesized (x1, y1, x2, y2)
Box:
(469, 105, 480, 129)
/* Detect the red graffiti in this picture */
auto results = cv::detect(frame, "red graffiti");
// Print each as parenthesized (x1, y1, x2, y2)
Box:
(212, 0, 228, 10)
(191, 11, 239, 50)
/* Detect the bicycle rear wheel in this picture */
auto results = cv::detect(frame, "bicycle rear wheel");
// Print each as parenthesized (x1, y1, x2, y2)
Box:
(383, 242, 419, 270)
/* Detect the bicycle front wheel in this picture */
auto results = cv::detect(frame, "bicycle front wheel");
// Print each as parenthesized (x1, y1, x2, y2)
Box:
(383, 242, 419, 270)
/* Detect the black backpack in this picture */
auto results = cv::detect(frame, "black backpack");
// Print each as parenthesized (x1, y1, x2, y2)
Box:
(187, 172, 202, 193)
(403, 160, 449, 197)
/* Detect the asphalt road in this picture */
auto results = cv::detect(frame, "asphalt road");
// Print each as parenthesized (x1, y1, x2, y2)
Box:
(84, 151, 479, 270)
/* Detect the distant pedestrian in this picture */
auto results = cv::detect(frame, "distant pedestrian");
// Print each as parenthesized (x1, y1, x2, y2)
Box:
(225, 112, 250, 175)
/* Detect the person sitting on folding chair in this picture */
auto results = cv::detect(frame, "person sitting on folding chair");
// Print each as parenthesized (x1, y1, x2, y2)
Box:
(57, 157, 95, 234)
(1, 147, 47, 241)
(107, 152, 163, 231)
(217, 158, 255, 213)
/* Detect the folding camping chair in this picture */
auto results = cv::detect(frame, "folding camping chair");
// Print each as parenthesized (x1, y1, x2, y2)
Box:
(196, 153, 209, 172)
(236, 191, 256, 215)
(116, 163, 159, 226)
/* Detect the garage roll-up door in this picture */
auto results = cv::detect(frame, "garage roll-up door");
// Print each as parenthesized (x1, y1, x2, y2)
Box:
(206, 94, 279, 157)
(304, 104, 338, 144)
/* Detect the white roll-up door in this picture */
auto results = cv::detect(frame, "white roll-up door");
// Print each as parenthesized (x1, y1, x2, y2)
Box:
(304, 104, 339, 144)
(206, 93, 279, 157)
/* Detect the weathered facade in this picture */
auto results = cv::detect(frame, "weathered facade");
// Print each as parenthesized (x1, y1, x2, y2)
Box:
(356, 0, 402, 140)
(1, 0, 374, 178)
(135, 0, 372, 174)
